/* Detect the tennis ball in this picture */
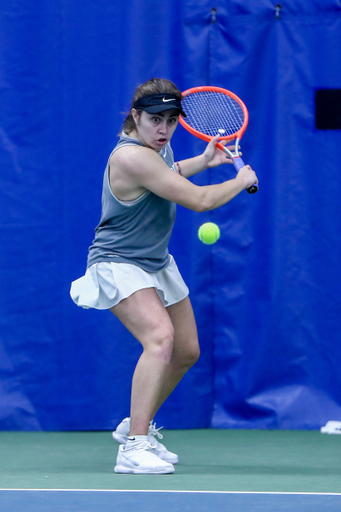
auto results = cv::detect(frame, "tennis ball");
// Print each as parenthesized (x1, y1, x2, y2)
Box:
(198, 222, 220, 245)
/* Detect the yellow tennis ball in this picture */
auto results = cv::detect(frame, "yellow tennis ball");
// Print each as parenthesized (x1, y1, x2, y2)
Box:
(198, 222, 220, 245)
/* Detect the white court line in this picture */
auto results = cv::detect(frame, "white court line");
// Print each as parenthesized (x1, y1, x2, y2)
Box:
(0, 489, 340, 495)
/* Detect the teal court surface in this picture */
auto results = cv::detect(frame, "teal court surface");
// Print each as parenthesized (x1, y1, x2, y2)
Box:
(0, 429, 340, 511)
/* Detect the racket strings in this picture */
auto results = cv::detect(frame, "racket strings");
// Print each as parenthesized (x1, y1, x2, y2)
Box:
(181, 91, 245, 137)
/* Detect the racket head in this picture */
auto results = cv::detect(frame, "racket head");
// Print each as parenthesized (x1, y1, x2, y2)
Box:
(179, 86, 249, 144)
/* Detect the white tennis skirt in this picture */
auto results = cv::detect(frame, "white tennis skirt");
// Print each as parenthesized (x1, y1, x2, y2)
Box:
(70, 255, 189, 310)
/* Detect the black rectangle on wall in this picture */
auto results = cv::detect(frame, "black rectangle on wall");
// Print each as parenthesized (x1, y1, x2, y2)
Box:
(315, 89, 341, 130)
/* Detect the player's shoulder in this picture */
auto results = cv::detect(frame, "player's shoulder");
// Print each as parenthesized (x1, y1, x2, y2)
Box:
(112, 144, 152, 161)
(110, 145, 164, 178)
(113, 144, 162, 164)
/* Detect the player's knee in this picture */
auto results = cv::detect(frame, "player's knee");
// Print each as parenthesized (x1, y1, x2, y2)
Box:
(175, 339, 200, 371)
(148, 325, 175, 363)
(192, 344, 201, 365)
(185, 343, 200, 368)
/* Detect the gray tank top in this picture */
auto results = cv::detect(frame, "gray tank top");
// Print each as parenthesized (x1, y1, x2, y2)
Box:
(87, 133, 177, 272)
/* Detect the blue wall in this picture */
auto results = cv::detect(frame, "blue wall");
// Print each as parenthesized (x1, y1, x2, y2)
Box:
(1, 0, 341, 430)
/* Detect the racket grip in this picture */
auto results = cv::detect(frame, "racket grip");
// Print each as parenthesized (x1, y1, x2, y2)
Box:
(233, 156, 258, 194)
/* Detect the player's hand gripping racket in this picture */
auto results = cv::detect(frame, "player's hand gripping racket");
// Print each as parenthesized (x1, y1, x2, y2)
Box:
(179, 86, 258, 194)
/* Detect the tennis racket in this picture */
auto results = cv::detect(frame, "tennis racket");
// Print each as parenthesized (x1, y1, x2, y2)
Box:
(179, 86, 258, 194)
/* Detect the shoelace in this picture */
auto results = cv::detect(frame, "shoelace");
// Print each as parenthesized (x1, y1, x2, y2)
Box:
(148, 421, 164, 440)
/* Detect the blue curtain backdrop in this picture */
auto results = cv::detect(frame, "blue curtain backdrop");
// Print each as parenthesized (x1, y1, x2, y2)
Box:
(1, 0, 341, 430)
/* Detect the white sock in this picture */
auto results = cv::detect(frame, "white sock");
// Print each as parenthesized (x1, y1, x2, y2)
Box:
(127, 435, 148, 445)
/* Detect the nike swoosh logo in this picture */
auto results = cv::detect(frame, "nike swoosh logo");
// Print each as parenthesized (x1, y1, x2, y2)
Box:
(162, 97, 176, 102)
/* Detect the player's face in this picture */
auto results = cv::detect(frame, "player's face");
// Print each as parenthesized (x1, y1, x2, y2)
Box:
(132, 110, 179, 151)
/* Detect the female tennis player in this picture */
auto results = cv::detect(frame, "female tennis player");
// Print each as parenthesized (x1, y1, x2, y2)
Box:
(70, 78, 257, 475)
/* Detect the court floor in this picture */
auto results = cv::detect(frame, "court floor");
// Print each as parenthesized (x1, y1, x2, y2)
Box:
(0, 429, 340, 511)
(1, 490, 341, 512)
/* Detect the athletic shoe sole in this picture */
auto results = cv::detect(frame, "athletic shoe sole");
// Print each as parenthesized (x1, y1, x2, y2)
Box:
(114, 464, 175, 475)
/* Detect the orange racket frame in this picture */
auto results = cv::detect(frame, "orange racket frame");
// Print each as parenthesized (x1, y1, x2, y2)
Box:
(179, 85, 249, 153)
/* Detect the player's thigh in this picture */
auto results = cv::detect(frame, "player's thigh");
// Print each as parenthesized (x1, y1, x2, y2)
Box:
(166, 296, 200, 361)
(110, 287, 174, 348)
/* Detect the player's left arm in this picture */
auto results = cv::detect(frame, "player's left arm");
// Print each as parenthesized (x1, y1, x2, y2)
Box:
(176, 135, 236, 178)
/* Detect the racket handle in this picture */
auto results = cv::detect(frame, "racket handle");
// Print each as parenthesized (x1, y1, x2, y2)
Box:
(233, 156, 258, 194)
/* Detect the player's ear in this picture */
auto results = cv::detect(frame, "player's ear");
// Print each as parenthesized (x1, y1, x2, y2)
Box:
(131, 108, 138, 124)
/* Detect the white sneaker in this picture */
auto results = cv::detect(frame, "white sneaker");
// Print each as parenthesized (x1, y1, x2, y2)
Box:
(114, 438, 175, 475)
(112, 418, 179, 464)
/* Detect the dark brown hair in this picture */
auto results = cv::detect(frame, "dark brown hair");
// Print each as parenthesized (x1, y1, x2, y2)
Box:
(121, 78, 182, 134)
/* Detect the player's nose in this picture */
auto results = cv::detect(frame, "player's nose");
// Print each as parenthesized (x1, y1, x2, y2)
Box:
(158, 121, 167, 133)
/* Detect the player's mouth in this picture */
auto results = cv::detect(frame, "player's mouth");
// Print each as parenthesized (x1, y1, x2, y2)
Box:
(156, 138, 167, 146)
